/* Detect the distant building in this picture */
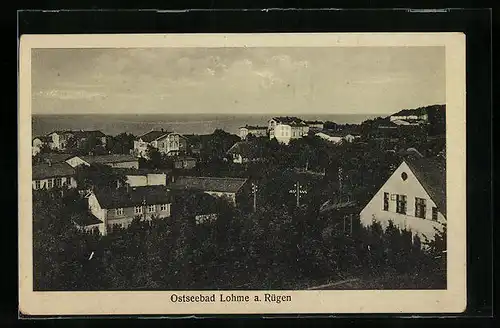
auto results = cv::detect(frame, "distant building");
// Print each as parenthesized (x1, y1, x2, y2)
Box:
(315, 130, 361, 144)
(133, 129, 187, 158)
(66, 154, 139, 169)
(37, 153, 75, 165)
(47, 130, 107, 151)
(32, 162, 77, 190)
(359, 157, 446, 242)
(173, 156, 197, 170)
(167, 176, 249, 205)
(239, 125, 268, 140)
(268, 116, 309, 145)
(32, 136, 50, 156)
(86, 185, 173, 235)
(226, 141, 263, 164)
(389, 108, 429, 125)
(305, 120, 324, 130)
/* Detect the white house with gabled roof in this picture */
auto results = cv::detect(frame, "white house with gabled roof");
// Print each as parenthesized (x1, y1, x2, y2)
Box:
(359, 156, 446, 242)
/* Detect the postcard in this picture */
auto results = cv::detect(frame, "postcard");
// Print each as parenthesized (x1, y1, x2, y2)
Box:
(19, 32, 466, 316)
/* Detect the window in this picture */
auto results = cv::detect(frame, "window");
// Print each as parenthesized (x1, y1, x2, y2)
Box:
(115, 208, 124, 216)
(47, 179, 53, 189)
(160, 204, 167, 211)
(415, 198, 427, 218)
(135, 206, 143, 214)
(35, 180, 40, 189)
(432, 207, 438, 221)
(383, 192, 389, 211)
(55, 177, 62, 187)
(396, 194, 407, 214)
(148, 205, 156, 213)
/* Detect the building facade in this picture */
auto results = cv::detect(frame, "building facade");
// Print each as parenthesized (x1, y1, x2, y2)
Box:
(359, 157, 446, 242)
(32, 162, 78, 190)
(239, 125, 268, 140)
(133, 130, 187, 158)
(268, 117, 309, 145)
(87, 186, 172, 235)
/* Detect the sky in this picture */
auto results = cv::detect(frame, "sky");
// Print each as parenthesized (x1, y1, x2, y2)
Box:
(31, 46, 445, 115)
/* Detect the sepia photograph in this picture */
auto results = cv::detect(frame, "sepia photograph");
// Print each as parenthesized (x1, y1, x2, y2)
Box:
(19, 33, 466, 315)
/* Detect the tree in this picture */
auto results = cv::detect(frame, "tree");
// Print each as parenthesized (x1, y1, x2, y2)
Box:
(75, 163, 126, 190)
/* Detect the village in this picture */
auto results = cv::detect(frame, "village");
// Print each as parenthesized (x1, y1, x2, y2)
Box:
(32, 104, 447, 291)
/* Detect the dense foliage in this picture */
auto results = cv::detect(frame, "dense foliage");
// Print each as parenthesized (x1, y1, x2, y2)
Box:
(33, 188, 446, 291)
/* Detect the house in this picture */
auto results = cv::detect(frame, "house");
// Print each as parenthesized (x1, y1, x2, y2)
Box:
(239, 125, 268, 140)
(173, 156, 197, 170)
(166, 176, 249, 205)
(66, 154, 139, 169)
(226, 141, 263, 164)
(268, 116, 309, 145)
(32, 136, 50, 156)
(86, 185, 173, 235)
(47, 131, 74, 150)
(305, 120, 324, 130)
(32, 162, 77, 190)
(112, 168, 170, 187)
(315, 130, 361, 144)
(47, 130, 107, 150)
(133, 129, 187, 158)
(359, 156, 446, 242)
(389, 107, 429, 125)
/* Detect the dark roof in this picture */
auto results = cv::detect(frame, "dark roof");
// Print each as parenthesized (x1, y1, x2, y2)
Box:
(80, 154, 138, 164)
(37, 153, 74, 163)
(167, 176, 248, 193)
(72, 212, 103, 226)
(405, 156, 446, 216)
(271, 116, 306, 125)
(138, 130, 172, 142)
(94, 186, 172, 209)
(72, 130, 106, 139)
(240, 125, 268, 130)
(305, 120, 324, 124)
(111, 167, 171, 176)
(32, 162, 76, 180)
(227, 141, 262, 158)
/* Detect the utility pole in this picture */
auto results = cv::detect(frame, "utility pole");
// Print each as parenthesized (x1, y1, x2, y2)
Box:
(251, 182, 258, 212)
(289, 181, 307, 207)
(338, 167, 343, 203)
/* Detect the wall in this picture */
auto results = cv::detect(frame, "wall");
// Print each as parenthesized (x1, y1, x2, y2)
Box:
(105, 203, 172, 228)
(32, 176, 77, 190)
(87, 193, 108, 234)
(273, 124, 292, 145)
(147, 173, 167, 186)
(126, 175, 148, 187)
(359, 161, 446, 241)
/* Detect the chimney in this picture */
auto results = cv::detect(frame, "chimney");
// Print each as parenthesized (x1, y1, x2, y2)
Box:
(47, 160, 52, 167)
(161, 128, 164, 132)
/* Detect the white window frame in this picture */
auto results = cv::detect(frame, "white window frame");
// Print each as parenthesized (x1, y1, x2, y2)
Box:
(115, 208, 124, 216)
(35, 180, 40, 189)
(135, 206, 143, 214)
(160, 204, 167, 211)
(47, 179, 53, 189)
(148, 205, 156, 213)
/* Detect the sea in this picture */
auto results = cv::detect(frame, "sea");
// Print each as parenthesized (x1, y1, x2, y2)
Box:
(32, 114, 381, 137)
